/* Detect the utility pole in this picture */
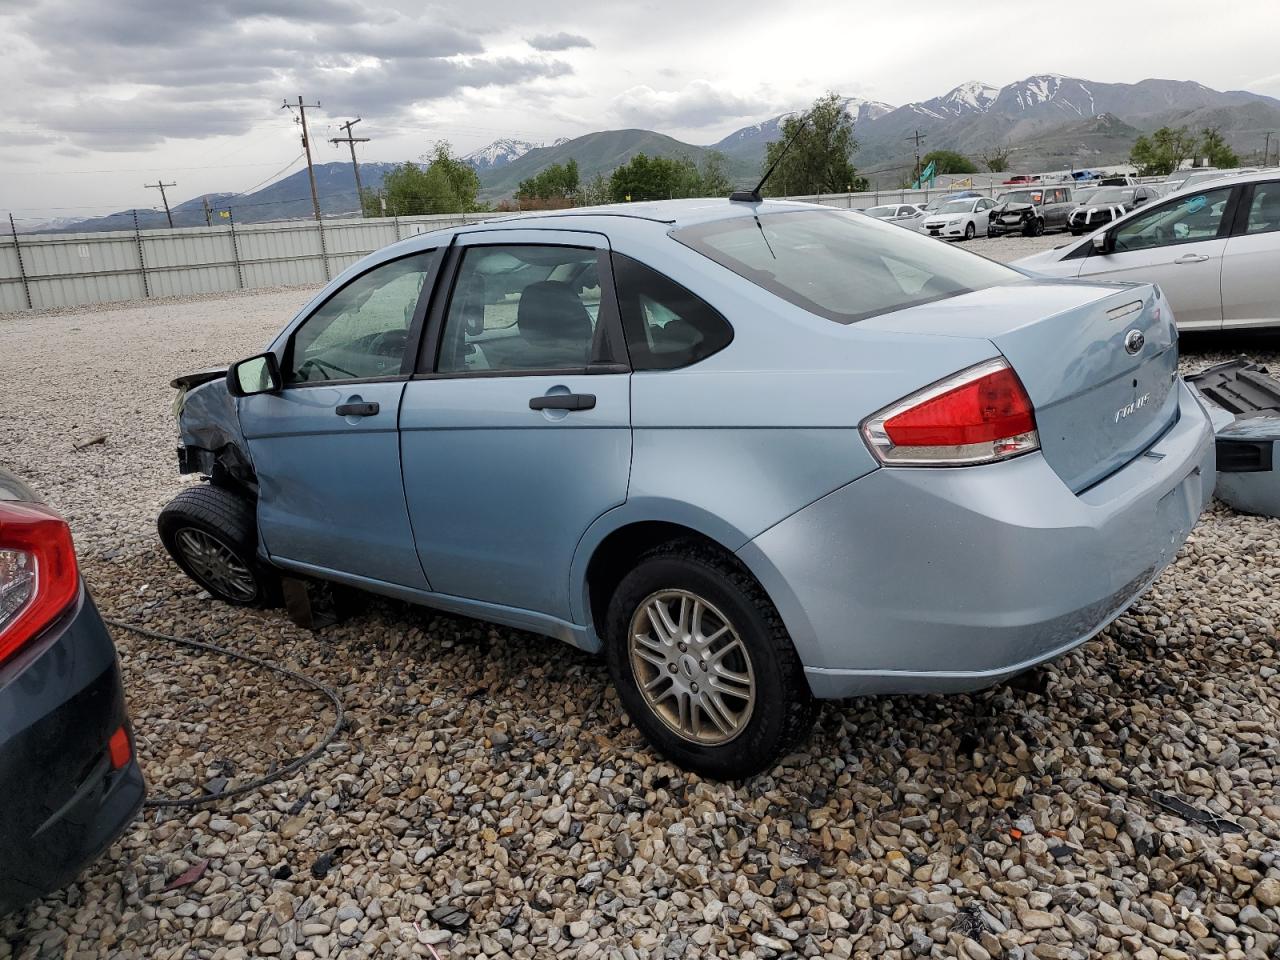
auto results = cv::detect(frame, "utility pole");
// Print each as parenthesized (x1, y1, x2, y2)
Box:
(330, 118, 370, 214)
(202, 195, 212, 227)
(1265, 132, 1273, 167)
(145, 180, 177, 228)
(905, 131, 926, 185)
(283, 96, 323, 222)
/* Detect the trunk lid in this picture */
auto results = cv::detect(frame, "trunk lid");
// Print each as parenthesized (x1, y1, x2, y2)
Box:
(857, 279, 1180, 492)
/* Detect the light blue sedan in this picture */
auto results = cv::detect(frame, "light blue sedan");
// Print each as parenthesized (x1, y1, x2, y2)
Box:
(160, 199, 1214, 778)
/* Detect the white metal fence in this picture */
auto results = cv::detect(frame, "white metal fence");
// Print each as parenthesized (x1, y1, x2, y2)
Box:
(0, 212, 501, 312)
(1, 178, 1167, 312)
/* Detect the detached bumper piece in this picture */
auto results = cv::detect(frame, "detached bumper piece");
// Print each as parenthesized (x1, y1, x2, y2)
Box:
(1186, 360, 1280, 518)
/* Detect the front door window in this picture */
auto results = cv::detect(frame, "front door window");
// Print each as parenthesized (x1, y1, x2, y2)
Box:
(1112, 188, 1232, 252)
(286, 252, 435, 384)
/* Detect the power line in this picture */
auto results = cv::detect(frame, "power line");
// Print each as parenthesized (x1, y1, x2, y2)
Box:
(144, 180, 177, 228)
(282, 96, 323, 222)
(330, 118, 370, 209)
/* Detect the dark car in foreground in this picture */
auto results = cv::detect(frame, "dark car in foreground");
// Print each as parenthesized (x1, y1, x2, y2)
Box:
(0, 467, 143, 915)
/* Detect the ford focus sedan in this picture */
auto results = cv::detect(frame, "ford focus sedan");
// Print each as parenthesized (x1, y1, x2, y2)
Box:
(1015, 171, 1280, 331)
(160, 199, 1214, 779)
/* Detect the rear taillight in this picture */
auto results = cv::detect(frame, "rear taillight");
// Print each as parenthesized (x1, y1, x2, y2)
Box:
(862, 358, 1040, 466)
(0, 501, 80, 664)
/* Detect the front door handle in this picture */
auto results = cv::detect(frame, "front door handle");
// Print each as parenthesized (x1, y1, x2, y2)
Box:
(335, 401, 379, 417)
(529, 393, 596, 411)
(1173, 253, 1209, 264)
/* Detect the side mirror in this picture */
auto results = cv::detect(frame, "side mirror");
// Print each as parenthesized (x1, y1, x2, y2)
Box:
(226, 352, 282, 397)
(1091, 232, 1112, 255)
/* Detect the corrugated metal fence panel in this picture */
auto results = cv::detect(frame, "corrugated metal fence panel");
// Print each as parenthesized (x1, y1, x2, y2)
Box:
(141, 229, 241, 298)
(0, 211, 521, 312)
(0, 239, 26, 312)
(238, 223, 327, 289)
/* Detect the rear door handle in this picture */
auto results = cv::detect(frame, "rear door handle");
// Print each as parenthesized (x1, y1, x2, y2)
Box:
(1173, 253, 1209, 264)
(529, 393, 596, 411)
(335, 401, 379, 417)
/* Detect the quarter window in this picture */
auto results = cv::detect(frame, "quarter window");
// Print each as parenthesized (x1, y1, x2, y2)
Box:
(1112, 187, 1233, 252)
(286, 251, 435, 385)
(1244, 182, 1280, 236)
(612, 254, 732, 369)
(437, 245, 604, 373)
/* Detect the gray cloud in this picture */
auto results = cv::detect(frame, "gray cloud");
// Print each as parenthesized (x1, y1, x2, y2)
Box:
(2, 0, 572, 149)
(527, 32, 593, 51)
(612, 80, 774, 128)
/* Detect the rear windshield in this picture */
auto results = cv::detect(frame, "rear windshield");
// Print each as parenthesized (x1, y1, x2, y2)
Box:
(672, 210, 1019, 324)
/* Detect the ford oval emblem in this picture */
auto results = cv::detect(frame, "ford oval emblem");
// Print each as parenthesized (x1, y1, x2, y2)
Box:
(1124, 329, 1145, 355)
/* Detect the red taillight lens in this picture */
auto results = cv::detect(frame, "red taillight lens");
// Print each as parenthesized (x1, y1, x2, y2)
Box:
(862, 359, 1040, 466)
(0, 501, 80, 664)
(108, 725, 132, 769)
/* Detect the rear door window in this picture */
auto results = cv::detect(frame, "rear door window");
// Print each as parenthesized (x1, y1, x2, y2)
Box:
(1243, 182, 1280, 236)
(435, 245, 605, 373)
(612, 255, 732, 369)
(673, 210, 1019, 325)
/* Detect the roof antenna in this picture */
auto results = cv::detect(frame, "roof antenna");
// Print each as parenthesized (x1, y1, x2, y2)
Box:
(730, 111, 812, 203)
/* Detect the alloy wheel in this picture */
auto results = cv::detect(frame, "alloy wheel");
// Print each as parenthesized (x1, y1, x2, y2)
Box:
(174, 527, 259, 602)
(628, 589, 756, 745)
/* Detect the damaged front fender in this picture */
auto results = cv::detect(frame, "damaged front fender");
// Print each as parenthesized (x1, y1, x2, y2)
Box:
(171, 369, 257, 496)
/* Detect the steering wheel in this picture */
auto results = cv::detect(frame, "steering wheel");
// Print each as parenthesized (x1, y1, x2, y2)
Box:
(369, 329, 407, 357)
(298, 356, 356, 380)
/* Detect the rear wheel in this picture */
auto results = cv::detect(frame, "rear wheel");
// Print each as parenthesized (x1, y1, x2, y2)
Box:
(158, 485, 280, 607)
(605, 542, 817, 779)
(963, 222, 976, 241)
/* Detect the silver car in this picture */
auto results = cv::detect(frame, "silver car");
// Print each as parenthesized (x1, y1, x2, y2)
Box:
(863, 203, 927, 230)
(920, 196, 996, 240)
(1015, 170, 1280, 331)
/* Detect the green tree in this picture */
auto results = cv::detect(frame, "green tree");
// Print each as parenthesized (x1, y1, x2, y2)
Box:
(921, 149, 977, 175)
(980, 144, 1011, 173)
(516, 159, 580, 202)
(1200, 127, 1239, 168)
(760, 92, 867, 196)
(362, 141, 482, 216)
(606, 154, 682, 201)
(696, 151, 733, 197)
(1130, 126, 1196, 177)
(578, 172, 610, 206)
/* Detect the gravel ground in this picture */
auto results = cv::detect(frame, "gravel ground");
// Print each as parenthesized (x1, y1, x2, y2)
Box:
(1, 238, 1279, 960)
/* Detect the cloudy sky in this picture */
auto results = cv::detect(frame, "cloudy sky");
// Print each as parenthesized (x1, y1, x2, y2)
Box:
(2, 0, 1279, 220)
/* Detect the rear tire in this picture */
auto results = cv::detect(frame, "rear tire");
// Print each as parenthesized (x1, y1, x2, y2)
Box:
(604, 541, 818, 779)
(158, 485, 280, 607)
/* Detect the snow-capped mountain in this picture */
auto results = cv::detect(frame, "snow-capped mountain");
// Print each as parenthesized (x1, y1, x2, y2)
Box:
(711, 96, 893, 160)
(932, 81, 999, 116)
(463, 139, 544, 172)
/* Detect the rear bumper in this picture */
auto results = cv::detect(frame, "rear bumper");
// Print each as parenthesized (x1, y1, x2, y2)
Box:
(0, 589, 144, 916)
(739, 381, 1215, 698)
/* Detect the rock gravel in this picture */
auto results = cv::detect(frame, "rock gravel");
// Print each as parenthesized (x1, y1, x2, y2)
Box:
(1, 237, 1278, 960)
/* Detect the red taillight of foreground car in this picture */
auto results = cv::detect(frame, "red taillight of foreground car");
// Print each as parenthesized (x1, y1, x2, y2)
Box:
(862, 358, 1040, 466)
(0, 501, 80, 665)
(108, 725, 132, 769)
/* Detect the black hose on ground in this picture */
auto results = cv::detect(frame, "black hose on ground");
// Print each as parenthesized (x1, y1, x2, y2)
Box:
(103, 618, 345, 809)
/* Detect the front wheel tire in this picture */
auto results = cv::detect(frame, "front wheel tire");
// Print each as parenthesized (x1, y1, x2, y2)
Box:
(158, 485, 280, 607)
(604, 542, 817, 779)
(963, 222, 976, 240)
